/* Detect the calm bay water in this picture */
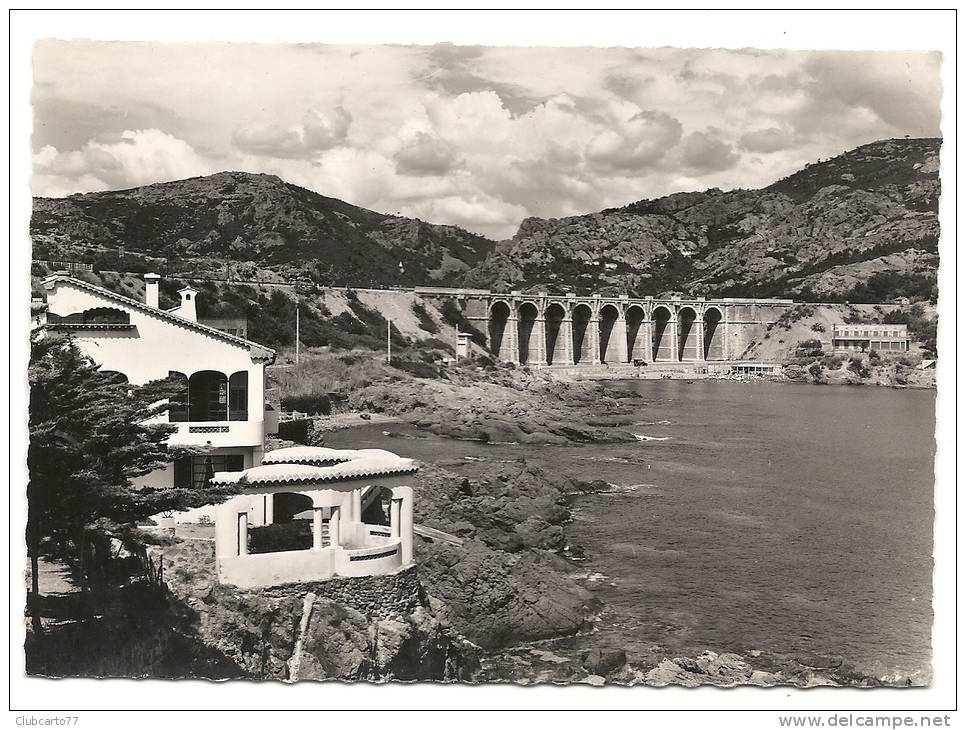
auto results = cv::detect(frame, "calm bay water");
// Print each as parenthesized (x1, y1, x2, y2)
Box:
(327, 381, 935, 680)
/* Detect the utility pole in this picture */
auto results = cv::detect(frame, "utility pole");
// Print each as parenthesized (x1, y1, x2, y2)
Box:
(387, 318, 392, 364)
(295, 302, 300, 365)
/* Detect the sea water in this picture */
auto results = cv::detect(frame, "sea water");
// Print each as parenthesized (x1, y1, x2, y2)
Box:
(327, 380, 936, 680)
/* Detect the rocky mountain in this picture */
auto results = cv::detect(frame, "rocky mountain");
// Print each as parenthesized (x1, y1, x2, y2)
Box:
(31, 138, 941, 302)
(464, 138, 941, 301)
(31, 171, 495, 287)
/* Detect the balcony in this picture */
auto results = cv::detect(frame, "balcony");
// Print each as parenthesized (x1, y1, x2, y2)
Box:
(170, 419, 265, 448)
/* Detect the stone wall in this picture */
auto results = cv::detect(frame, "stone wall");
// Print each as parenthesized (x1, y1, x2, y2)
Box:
(263, 564, 424, 620)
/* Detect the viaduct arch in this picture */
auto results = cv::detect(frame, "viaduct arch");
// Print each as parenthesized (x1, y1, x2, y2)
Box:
(414, 288, 795, 367)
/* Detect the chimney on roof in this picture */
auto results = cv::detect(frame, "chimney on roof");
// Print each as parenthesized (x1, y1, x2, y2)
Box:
(177, 286, 198, 322)
(144, 273, 161, 308)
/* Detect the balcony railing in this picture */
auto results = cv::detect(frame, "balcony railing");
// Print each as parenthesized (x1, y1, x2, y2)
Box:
(170, 420, 265, 447)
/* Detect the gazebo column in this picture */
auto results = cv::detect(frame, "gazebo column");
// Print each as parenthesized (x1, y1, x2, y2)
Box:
(400, 492, 414, 565)
(695, 319, 706, 361)
(237, 512, 249, 556)
(330, 505, 341, 547)
(390, 499, 401, 539)
(264, 494, 274, 525)
(312, 507, 324, 550)
(350, 488, 361, 522)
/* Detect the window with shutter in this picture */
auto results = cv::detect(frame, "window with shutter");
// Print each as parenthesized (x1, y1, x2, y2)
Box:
(174, 456, 191, 488)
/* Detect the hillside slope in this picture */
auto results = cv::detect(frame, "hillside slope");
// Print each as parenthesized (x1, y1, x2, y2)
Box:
(31, 138, 941, 303)
(31, 172, 494, 287)
(464, 138, 941, 301)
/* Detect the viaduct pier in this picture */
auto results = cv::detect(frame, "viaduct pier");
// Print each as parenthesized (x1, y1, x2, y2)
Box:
(415, 287, 795, 366)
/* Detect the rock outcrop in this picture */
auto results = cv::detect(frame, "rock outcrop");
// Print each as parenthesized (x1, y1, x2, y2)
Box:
(642, 650, 905, 688)
(31, 171, 494, 287)
(348, 363, 642, 445)
(31, 138, 940, 304)
(160, 539, 477, 681)
(408, 460, 603, 649)
(464, 138, 940, 301)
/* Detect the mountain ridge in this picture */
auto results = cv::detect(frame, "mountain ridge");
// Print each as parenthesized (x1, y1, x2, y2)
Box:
(31, 137, 941, 302)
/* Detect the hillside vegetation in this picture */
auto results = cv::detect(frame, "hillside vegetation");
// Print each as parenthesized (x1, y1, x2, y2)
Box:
(31, 171, 494, 287)
(465, 138, 940, 301)
(31, 138, 941, 303)
(31, 268, 461, 360)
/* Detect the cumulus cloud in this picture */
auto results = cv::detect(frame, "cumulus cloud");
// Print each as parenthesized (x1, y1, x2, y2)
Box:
(394, 132, 460, 176)
(680, 130, 740, 173)
(232, 107, 351, 158)
(401, 194, 529, 239)
(800, 52, 941, 136)
(31, 43, 943, 239)
(738, 127, 796, 153)
(32, 128, 211, 195)
(585, 110, 682, 172)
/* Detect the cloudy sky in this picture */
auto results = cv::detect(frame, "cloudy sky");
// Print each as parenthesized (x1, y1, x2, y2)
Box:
(31, 41, 941, 239)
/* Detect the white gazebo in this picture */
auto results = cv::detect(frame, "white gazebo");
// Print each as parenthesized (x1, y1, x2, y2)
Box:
(210, 447, 418, 589)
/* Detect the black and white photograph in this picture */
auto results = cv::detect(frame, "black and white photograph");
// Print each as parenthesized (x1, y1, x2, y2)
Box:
(8, 8, 957, 721)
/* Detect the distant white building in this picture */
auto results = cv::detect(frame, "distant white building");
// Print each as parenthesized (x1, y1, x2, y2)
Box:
(831, 323, 910, 353)
(42, 272, 278, 520)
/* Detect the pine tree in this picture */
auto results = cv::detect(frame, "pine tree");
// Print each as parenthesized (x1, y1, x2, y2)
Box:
(27, 331, 242, 629)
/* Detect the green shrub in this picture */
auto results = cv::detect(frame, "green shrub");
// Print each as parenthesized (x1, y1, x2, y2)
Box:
(810, 322, 827, 333)
(280, 393, 332, 415)
(775, 304, 817, 329)
(848, 356, 871, 379)
(411, 302, 439, 334)
(248, 520, 313, 553)
(439, 300, 487, 346)
(807, 362, 824, 381)
(820, 354, 844, 370)
(345, 294, 407, 347)
(794, 339, 824, 358)
(418, 337, 454, 354)
(269, 351, 393, 404)
(392, 357, 441, 379)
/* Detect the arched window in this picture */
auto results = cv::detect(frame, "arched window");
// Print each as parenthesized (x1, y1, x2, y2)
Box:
(228, 371, 248, 421)
(166, 371, 189, 422)
(98, 369, 129, 385)
(189, 370, 228, 422)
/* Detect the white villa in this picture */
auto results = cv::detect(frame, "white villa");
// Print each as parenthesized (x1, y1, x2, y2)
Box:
(40, 272, 421, 588)
(42, 271, 277, 515)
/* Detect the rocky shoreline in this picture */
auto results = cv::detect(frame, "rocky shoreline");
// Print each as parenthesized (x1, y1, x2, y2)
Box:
(263, 361, 927, 686)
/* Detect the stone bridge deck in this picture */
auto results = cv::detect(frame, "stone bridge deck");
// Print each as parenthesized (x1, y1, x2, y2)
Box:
(415, 287, 795, 366)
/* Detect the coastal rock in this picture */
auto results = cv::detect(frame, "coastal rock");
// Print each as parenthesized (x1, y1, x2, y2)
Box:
(645, 651, 753, 687)
(347, 368, 640, 446)
(295, 599, 372, 680)
(159, 540, 474, 681)
(414, 461, 578, 553)
(515, 517, 565, 551)
(645, 659, 705, 688)
(643, 650, 859, 688)
(416, 540, 598, 649)
(581, 648, 627, 676)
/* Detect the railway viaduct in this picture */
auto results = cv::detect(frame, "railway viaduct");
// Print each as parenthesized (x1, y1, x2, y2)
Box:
(415, 287, 795, 366)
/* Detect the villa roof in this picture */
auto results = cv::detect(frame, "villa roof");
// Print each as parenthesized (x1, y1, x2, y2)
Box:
(42, 273, 275, 362)
(211, 447, 418, 487)
(260, 446, 383, 467)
